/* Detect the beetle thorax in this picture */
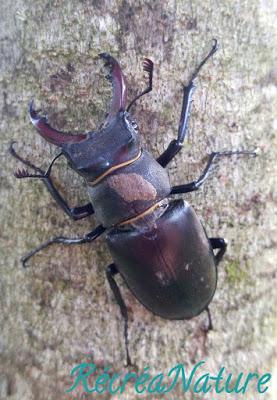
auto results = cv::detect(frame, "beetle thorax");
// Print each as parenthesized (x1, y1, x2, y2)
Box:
(87, 150, 171, 227)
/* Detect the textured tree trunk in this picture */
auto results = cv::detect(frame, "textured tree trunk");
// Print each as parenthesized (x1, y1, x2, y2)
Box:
(0, 0, 276, 399)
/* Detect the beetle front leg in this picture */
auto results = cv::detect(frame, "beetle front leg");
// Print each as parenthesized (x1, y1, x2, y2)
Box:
(157, 40, 218, 167)
(22, 225, 105, 267)
(106, 263, 132, 367)
(170, 150, 257, 195)
(10, 142, 94, 220)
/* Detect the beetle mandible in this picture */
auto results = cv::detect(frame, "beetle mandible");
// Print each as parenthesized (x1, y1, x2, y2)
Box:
(10, 40, 256, 365)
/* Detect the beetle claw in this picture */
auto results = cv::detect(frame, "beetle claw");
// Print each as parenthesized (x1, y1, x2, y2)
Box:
(21, 256, 28, 268)
(211, 38, 219, 52)
(9, 141, 18, 156)
(99, 53, 117, 69)
(99, 52, 111, 61)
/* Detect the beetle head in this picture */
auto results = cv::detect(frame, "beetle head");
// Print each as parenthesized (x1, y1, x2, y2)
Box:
(29, 53, 142, 183)
(61, 110, 141, 182)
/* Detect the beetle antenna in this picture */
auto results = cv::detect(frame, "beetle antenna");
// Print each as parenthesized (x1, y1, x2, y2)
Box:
(127, 58, 154, 111)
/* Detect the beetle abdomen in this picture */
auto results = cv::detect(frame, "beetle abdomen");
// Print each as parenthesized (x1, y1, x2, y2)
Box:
(87, 150, 171, 227)
(106, 199, 217, 319)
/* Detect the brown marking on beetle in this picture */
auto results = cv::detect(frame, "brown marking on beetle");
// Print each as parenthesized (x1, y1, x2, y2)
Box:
(107, 173, 157, 202)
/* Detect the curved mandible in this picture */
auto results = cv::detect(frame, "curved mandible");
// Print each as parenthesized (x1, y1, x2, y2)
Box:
(29, 100, 88, 146)
(99, 53, 127, 124)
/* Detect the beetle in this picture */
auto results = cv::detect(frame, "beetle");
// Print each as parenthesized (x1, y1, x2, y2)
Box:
(10, 40, 255, 365)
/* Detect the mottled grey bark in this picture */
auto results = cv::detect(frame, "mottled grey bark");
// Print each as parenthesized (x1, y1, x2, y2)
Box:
(0, 0, 276, 399)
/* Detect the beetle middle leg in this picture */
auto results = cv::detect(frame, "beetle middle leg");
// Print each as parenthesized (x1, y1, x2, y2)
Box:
(106, 263, 132, 367)
(157, 40, 218, 167)
(21, 225, 105, 267)
(210, 237, 227, 265)
(170, 150, 256, 195)
(9, 142, 94, 220)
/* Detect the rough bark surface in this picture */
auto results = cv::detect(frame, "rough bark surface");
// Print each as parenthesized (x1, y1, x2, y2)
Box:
(0, 1, 276, 399)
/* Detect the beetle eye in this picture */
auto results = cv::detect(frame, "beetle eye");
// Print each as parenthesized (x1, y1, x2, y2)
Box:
(131, 121, 138, 130)
(124, 113, 139, 132)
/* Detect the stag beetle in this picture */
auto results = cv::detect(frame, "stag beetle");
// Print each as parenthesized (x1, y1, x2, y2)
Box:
(10, 40, 255, 365)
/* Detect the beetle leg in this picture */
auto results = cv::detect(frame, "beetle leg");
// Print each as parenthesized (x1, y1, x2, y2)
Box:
(127, 58, 154, 111)
(194, 307, 213, 359)
(205, 306, 213, 331)
(157, 40, 218, 167)
(9, 142, 94, 220)
(209, 237, 227, 265)
(170, 150, 257, 195)
(106, 263, 132, 367)
(157, 83, 195, 167)
(202, 239, 227, 337)
(21, 225, 105, 268)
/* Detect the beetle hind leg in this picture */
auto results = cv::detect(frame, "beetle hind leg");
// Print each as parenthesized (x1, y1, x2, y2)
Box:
(210, 237, 227, 265)
(21, 225, 105, 267)
(200, 238, 225, 343)
(200, 238, 227, 336)
(205, 306, 213, 331)
(106, 263, 133, 367)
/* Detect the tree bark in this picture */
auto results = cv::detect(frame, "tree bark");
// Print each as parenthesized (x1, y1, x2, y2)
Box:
(0, 0, 276, 399)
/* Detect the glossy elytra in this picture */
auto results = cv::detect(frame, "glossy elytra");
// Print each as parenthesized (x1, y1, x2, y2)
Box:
(10, 40, 256, 366)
